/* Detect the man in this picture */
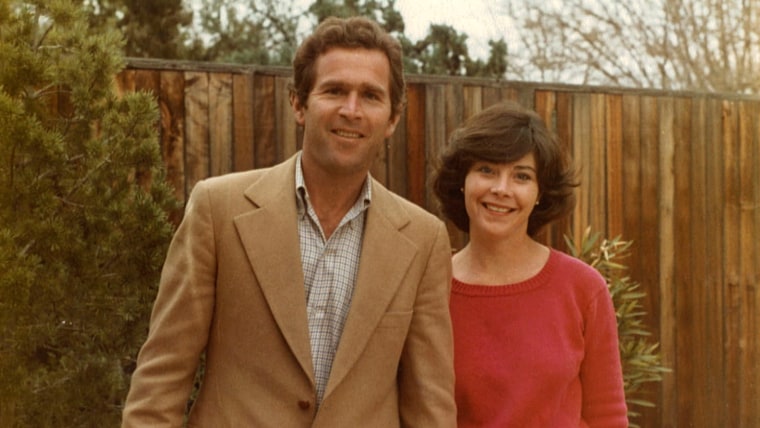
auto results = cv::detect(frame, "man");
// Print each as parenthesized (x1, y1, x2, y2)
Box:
(122, 16, 456, 427)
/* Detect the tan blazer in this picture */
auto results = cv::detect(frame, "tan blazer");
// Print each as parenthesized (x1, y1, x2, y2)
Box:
(122, 154, 456, 427)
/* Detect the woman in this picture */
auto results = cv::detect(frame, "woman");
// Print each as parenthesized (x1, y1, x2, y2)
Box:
(433, 101, 628, 427)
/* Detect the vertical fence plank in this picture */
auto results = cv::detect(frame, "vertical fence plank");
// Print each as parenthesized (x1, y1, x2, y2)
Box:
(406, 83, 426, 207)
(368, 72, 389, 185)
(637, 95, 664, 426)
(184, 71, 210, 196)
(116, 69, 136, 94)
(209, 73, 233, 177)
(275, 76, 297, 163)
(444, 83, 464, 140)
(425, 84, 446, 210)
(672, 97, 693, 427)
(621, 93, 661, 427)
(605, 94, 623, 239)
(752, 101, 760, 428)
(589, 93, 607, 234)
(620, 95, 642, 274)
(722, 99, 742, 428)
(535, 90, 565, 250)
(687, 97, 711, 426)
(370, 133, 389, 187)
(638, 95, 662, 322)
(534, 89, 554, 247)
(704, 97, 727, 426)
(555, 92, 574, 250)
(517, 86, 536, 110)
(455, 80, 481, 245)
(443, 83, 467, 251)
(656, 97, 677, 428)
(232, 73, 255, 172)
(463, 85, 482, 118)
(253, 74, 276, 168)
(482, 84, 501, 108)
(159, 71, 186, 220)
(534, 90, 555, 125)
(738, 101, 758, 428)
(571, 93, 591, 244)
(387, 97, 408, 198)
(134, 69, 160, 96)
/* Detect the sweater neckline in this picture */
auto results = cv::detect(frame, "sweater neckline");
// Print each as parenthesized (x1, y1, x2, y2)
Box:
(452, 248, 558, 296)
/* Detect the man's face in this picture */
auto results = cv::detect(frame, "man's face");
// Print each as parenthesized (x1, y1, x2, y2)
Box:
(293, 47, 400, 179)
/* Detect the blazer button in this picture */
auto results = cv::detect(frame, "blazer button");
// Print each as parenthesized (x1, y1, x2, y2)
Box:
(297, 400, 311, 410)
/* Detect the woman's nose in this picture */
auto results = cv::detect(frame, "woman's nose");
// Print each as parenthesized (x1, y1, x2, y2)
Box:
(490, 176, 511, 196)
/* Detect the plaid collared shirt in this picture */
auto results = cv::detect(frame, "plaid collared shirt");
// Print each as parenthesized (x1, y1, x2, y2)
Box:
(295, 154, 370, 406)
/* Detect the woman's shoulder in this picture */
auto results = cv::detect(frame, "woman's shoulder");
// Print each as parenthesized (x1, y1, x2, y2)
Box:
(548, 249, 608, 293)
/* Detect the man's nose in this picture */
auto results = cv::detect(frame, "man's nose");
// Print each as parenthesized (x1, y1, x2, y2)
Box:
(339, 92, 362, 118)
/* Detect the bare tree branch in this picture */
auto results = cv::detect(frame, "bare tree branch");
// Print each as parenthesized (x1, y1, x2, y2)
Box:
(503, 0, 760, 93)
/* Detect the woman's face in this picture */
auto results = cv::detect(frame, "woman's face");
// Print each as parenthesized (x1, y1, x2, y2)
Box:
(463, 152, 540, 240)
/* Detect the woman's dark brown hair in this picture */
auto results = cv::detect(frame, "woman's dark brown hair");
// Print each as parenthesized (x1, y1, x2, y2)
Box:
(432, 101, 578, 237)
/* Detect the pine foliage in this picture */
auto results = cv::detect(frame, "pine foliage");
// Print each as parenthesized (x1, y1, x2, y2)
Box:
(566, 228, 670, 427)
(0, 0, 177, 425)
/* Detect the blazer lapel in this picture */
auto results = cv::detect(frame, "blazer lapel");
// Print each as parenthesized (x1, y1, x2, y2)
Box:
(324, 180, 417, 397)
(233, 156, 314, 382)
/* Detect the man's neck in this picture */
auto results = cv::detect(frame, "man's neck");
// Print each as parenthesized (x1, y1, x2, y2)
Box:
(302, 167, 367, 240)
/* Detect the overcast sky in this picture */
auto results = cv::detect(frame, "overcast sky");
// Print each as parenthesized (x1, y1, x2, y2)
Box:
(394, 0, 511, 58)
(191, 0, 514, 60)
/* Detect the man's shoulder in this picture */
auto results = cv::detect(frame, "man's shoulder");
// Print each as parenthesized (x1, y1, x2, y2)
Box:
(371, 181, 443, 226)
(199, 158, 293, 192)
(202, 168, 268, 188)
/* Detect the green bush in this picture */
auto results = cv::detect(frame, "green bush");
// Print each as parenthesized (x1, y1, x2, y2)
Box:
(566, 228, 669, 427)
(0, 0, 177, 425)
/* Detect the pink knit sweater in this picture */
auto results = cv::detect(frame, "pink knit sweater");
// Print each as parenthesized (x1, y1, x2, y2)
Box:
(451, 249, 628, 427)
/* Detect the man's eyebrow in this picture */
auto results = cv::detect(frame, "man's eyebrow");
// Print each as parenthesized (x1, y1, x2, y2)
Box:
(315, 79, 387, 93)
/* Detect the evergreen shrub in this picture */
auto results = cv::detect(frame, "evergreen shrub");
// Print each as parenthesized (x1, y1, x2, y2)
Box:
(0, 0, 178, 425)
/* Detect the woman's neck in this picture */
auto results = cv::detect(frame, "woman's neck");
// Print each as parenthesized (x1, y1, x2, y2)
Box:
(453, 234, 549, 286)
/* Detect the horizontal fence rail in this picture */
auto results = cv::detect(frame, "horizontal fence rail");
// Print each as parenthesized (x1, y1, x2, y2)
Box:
(120, 58, 760, 428)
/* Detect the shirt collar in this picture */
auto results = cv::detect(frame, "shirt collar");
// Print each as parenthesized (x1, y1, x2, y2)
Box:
(295, 152, 372, 217)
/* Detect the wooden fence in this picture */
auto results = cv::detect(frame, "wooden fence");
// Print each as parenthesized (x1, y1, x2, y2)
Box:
(120, 58, 760, 428)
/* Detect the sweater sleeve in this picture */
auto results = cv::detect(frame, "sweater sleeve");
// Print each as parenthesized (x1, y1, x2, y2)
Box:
(580, 282, 629, 427)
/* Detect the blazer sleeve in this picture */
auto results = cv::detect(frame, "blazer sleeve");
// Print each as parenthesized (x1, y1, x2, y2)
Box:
(397, 220, 457, 427)
(122, 180, 217, 427)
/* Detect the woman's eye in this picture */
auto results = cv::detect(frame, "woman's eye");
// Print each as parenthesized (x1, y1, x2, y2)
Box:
(518, 172, 538, 182)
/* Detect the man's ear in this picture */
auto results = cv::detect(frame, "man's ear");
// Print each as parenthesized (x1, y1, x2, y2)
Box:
(290, 93, 306, 126)
(384, 111, 401, 138)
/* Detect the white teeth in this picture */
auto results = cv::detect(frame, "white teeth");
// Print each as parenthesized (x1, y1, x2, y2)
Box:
(485, 204, 510, 213)
(335, 130, 361, 138)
